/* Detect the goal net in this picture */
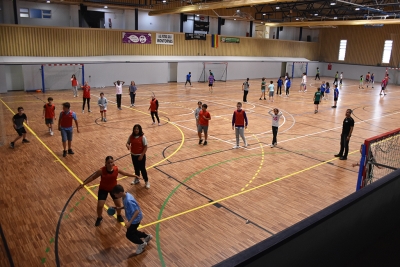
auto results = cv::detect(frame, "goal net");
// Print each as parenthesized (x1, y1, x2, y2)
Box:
(356, 128, 400, 190)
(287, 62, 308, 78)
(386, 68, 400, 86)
(42, 64, 84, 92)
(198, 62, 228, 82)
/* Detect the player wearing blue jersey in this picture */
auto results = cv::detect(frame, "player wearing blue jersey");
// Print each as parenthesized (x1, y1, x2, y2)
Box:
(332, 84, 339, 108)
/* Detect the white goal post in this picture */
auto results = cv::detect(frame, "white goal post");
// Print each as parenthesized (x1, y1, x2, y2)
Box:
(198, 62, 228, 82)
(286, 62, 308, 78)
(41, 64, 84, 93)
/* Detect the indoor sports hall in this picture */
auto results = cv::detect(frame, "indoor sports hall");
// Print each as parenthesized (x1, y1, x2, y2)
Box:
(1, 1, 400, 267)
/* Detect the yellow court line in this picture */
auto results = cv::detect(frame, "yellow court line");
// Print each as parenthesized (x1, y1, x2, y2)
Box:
(0, 98, 98, 201)
(80, 102, 185, 188)
(138, 150, 358, 229)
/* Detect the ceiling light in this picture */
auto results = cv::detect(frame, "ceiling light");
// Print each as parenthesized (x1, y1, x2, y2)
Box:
(314, 13, 318, 16)
(355, 7, 360, 10)
(162, 0, 166, 2)
(276, 7, 280, 10)
(234, 19, 237, 20)
(296, 18, 299, 20)
(237, 9, 240, 12)
(334, 16, 338, 19)
(196, 14, 199, 17)
(263, 13, 266, 15)
(104, 6, 108, 8)
(46, 0, 50, 3)
(330, 2, 336, 5)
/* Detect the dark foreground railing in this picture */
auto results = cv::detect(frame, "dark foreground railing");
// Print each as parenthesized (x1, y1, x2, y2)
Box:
(214, 169, 400, 267)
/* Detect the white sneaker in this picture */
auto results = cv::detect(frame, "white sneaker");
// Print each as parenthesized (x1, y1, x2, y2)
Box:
(50, 131, 54, 136)
(136, 242, 147, 255)
(158, 123, 161, 126)
(82, 110, 84, 113)
(145, 182, 150, 189)
(88, 110, 92, 112)
(131, 178, 140, 185)
(152, 122, 155, 125)
(104, 118, 107, 122)
(270, 144, 274, 148)
(244, 143, 248, 148)
(144, 234, 153, 243)
(233, 145, 239, 149)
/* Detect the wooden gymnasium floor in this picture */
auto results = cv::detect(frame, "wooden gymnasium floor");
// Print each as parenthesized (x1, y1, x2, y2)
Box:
(1, 76, 399, 267)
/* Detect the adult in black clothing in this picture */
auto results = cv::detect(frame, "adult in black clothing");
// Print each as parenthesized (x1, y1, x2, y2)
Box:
(335, 109, 354, 160)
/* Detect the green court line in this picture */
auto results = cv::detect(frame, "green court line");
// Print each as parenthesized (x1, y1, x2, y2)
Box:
(156, 153, 261, 267)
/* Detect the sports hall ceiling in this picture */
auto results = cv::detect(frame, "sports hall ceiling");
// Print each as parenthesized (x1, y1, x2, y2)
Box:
(25, 0, 400, 26)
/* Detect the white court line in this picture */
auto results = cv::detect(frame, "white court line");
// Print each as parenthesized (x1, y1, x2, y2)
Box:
(170, 122, 235, 146)
(245, 110, 400, 151)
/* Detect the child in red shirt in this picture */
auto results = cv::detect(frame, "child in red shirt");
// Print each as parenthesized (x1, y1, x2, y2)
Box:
(81, 81, 91, 113)
(197, 104, 211, 145)
(42, 97, 56, 136)
(149, 95, 160, 126)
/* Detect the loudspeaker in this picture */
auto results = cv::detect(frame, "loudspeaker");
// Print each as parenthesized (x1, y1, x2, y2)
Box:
(307, 35, 311, 42)
(182, 14, 187, 22)
(279, 26, 283, 31)
(221, 18, 225, 25)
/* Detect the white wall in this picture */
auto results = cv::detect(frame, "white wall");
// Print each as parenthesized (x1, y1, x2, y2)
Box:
(177, 61, 281, 83)
(85, 63, 169, 87)
(319, 63, 388, 82)
(22, 65, 42, 91)
(4, 65, 24, 91)
(221, 19, 252, 37)
(69, 5, 79, 27)
(18, 1, 70, 27)
(138, 10, 179, 32)
(104, 10, 124, 30)
(270, 27, 319, 42)
(0, 66, 8, 93)
(124, 9, 136, 30)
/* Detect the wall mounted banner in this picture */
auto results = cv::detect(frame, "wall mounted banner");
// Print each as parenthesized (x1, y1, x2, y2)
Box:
(193, 21, 209, 32)
(221, 37, 240, 43)
(122, 32, 152, 44)
(156, 33, 174, 45)
(185, 33, 206, 41)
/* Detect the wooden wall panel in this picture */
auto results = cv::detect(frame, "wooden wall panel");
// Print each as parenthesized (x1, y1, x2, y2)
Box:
(0, 25, 319, 60)
(319, 25, 400, 66)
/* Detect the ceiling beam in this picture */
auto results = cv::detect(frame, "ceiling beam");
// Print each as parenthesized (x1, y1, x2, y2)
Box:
(148, 0, 297, 16)
(263, 19, 400, 26)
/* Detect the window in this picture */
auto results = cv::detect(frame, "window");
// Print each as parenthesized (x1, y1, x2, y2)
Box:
(382, 40, 393, 64)
(20, 8, 29, 18)
(338, 40, 347, 61)
(19, 8, 52, 19)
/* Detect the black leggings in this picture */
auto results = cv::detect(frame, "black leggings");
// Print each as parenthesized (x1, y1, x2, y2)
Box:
(243, 90, 249, 102)
(131, 154, 148, 182)
(276, 86, 282, 95)
(272, 126, 278, 145)
(286, 87, 290, 96)
(126, 223, 148, 244)
(185, 80, 191, 86)
(82, 98, 90, 110)
(116, 94, 122, 108)
(129, 92, 136, 105)
(151, 111, 160, 123)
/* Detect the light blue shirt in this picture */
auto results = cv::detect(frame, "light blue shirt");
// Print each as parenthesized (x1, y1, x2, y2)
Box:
(123, 192, 142, 224)
(268, 84, 274, 92)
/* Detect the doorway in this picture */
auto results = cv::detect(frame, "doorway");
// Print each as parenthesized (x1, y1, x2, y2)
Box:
(168, 62, 177, 82)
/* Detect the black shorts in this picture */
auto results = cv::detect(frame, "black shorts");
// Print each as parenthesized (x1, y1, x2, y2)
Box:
(334, 97, 338, 101)
(15, 127, 26, 136)
(314, 101, 320, 105)
(321, 92, 325, 96)
(209, 83, 213, 87)
(98, 189, 119, 201)
(45, 118, 54, 125)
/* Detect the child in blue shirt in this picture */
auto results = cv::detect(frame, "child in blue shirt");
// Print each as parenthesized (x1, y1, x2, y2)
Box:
(112, 184, 152, 255)
(285, 78, 291, 97)
(332, 85, 339, 108)
(185, 72, 192, 87)
(325, 82, 331, 100)
(320, 81, 326, 100)
(276, 77, 283, 96)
